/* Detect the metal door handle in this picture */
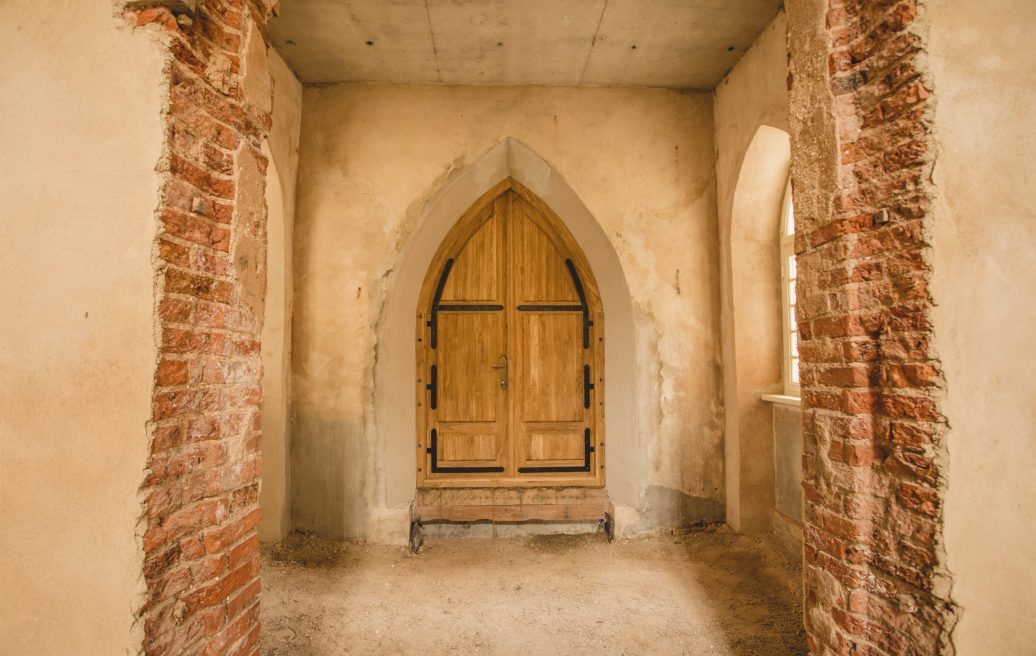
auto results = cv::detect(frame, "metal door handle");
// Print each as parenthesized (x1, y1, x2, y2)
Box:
(489, 353, 507, 389)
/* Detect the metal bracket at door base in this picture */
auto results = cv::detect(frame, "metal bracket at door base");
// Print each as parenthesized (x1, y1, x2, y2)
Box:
(409, 519, 423, 553)
(602, 511, 615, 542)
(409, 503, 424, 553)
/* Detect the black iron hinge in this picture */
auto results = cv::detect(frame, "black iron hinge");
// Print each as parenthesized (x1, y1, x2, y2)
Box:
(425, 365, 438, 410)
(583, 364, 595, 409)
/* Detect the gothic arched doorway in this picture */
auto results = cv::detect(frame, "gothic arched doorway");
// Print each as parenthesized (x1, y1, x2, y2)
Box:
(416, 178, 605, 489)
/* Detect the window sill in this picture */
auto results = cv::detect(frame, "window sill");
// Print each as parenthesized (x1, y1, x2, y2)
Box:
(760, 393, 801, 408)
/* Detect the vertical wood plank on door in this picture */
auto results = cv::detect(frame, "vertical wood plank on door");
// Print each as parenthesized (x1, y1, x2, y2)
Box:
(441, 205, 501, 303)
(513, 197, 580, 304)
(520, 313, 582, 422)
(437, 312, 503, 423)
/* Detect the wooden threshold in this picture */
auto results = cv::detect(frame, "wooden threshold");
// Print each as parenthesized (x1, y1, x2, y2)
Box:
(413, 487, 609, 523)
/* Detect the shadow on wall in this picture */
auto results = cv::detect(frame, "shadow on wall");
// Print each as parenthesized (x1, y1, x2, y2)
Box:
(291, 415, 366, 538)
(632, 486, 726, 531)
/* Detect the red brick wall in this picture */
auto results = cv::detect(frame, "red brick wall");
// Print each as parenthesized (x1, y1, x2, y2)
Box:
(788, 0, 959, 653)
(128, 2, 272, 654)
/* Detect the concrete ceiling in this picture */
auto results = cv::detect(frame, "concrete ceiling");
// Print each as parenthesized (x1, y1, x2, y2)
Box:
(270, 0, 782, 90)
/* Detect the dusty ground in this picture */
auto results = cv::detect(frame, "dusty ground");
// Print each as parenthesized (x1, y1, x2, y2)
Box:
(260, 527, 805, 656)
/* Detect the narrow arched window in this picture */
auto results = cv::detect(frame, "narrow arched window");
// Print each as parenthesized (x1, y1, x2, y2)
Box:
(780, 180, 799, 395)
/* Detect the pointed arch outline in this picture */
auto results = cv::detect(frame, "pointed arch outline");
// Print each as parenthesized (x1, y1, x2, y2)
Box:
(414, 177, 605, 487)
(372, 139, 640, 518)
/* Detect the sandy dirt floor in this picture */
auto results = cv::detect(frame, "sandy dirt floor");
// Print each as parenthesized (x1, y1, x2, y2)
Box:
(260, 527, 805, 656)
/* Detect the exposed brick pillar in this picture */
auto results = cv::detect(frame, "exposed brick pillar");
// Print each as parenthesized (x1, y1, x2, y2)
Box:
(127, 1, 274, 654)
(786, 0, 959, 653)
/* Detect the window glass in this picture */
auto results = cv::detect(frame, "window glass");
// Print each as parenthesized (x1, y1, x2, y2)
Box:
(780, 182, 799, 394)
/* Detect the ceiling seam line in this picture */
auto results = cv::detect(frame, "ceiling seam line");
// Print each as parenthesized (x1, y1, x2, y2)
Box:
(423, 0, 442, 82)
(578, 0, 609, 86)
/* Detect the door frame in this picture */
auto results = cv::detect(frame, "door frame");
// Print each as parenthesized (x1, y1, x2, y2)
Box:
(415, 177, 606, 489)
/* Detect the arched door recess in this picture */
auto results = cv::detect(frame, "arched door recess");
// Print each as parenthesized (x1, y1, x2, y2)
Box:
(416, 177, 605, 488)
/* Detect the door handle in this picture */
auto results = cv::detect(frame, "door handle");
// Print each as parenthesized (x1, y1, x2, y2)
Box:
(489, 353, 508, 390)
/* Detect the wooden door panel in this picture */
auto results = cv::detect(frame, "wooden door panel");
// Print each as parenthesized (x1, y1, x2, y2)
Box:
(517, 424, 593, 473)
(427, 425, 505, 474)
(513, 200, 580, 304)
(518, 312, 583, 423)
(440, 206, 503, 303)
(526, 427, 585, 461)
(440, 431, 498, 461)
(437, 312, 504, 423)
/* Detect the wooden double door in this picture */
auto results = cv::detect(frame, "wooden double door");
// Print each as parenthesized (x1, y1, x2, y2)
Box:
(416, 179, 604, 488)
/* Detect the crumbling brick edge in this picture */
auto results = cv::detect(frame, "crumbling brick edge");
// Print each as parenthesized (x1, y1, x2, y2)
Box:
(787, 0, 961, 653)
(121, 1, 276, 654)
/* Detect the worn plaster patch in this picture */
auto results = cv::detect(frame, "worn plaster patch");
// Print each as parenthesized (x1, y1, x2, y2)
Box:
(234, 145, 267, 328)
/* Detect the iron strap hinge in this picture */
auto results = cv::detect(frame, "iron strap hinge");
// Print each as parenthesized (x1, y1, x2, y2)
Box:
(425, 365, 438, 409)
(583, 364, 595, 409)
(426, 429, 504, 474)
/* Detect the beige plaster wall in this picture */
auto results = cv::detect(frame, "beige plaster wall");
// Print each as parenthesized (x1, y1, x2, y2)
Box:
(773, 405, 802, 523)
(712, 13, 792, 533)
(929, 1, 1036, 652)
(259, 48, 303, 543)
(0, 2, 165, 653)
(292, 83, 724, 540)
(772, 403, 803, 557)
